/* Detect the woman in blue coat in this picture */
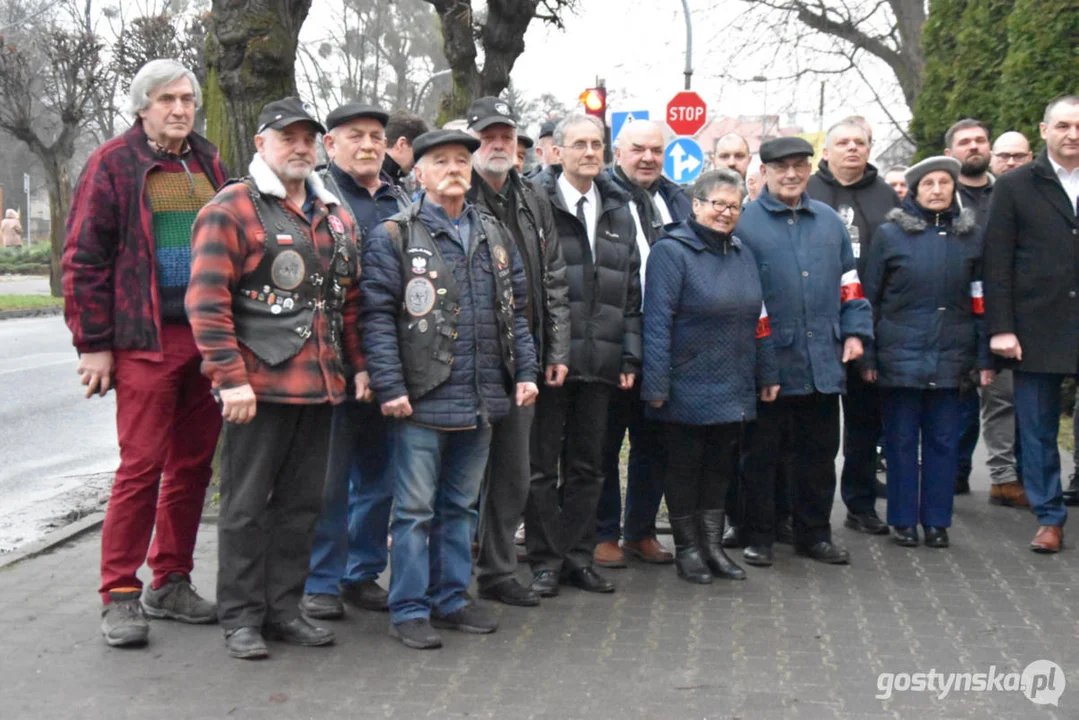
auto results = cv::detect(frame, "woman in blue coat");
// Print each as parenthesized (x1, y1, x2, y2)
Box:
(861, 157, 993, 549)
(642, 169, 780, 584)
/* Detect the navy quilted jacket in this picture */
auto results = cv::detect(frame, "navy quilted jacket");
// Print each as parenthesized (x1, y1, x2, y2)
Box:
(862, 196, 990, 389)
(361, 196, 536, 429)
(642, 220, 779, 424)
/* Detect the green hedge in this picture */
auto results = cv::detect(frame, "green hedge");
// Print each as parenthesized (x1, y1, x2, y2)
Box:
(0, 245, 50, 275)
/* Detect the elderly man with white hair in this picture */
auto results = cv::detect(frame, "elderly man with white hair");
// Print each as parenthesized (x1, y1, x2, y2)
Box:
(63, 58, 229, 649)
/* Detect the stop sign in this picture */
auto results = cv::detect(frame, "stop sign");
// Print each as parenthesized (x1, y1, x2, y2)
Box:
(666, 91, 707, 136)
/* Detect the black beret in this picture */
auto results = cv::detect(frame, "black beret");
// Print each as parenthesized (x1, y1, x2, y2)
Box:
(412, 129, 481, 162)
(325, 103, 389, 131)
(538, 119, 560, 139)
(759, 136, 815, 163)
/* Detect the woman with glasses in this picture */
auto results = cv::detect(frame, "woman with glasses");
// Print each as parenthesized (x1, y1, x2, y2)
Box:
(861, 157, 993, 549)
(641, 169, 780, 584)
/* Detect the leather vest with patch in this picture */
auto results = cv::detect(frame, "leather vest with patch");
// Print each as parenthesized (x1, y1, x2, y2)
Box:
(232, 179, 359, 366)
(385, 204, 517, 400)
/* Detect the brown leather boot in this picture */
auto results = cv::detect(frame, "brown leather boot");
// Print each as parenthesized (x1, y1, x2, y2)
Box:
(989, 481, 1030, 508)
(593, 541, 627, 568)
(1030, 526, 1063, 553)
(622, 536, 674, 565)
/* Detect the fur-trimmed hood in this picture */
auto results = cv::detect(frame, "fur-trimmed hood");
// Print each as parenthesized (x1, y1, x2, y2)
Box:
(885, 203, 977, 237)
(248, 153, 341, 206)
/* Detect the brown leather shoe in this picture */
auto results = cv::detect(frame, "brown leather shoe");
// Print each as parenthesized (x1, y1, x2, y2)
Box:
(593, 541, 627, 568)
(622, 536, 675, 565)
(1030, 525, 1063, 554)
(989, 481, 1030, 508)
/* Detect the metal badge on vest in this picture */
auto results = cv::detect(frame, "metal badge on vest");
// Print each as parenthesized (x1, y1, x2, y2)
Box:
(232, 179, 358, 366)
(384, 206, 518, 401)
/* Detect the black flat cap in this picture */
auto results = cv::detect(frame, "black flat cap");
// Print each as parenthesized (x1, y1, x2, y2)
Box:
(325, 103, 389, 131)
(467, 96, 517, 131)
(257, 97, 325, 134)
(517, 134, 534, 149)
(759, 136, 815, 163)
(412, 129, 481, 162)
(538, 119, 560, 139)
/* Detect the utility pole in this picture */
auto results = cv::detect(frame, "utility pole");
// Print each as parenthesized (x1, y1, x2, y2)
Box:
(681, 0, 693, 89)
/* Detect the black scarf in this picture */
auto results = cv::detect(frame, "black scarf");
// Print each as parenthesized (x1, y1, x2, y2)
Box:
(614, 166, 665, 246)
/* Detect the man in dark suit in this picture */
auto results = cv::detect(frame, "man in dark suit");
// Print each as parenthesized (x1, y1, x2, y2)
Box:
(983, 95, 1079, 554)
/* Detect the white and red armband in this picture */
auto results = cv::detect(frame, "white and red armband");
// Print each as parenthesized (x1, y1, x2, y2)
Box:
(840, 269, 864, 303)
(756, 302, 772, 339)
(971, 281, 984, 314)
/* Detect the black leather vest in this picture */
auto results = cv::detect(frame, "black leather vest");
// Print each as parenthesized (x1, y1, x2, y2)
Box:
(231, 180, 358, 366)
(385, 203, 517, 400)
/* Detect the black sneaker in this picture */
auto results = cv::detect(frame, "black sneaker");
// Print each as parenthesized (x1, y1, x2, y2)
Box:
(101, 590, 149, 647)
(390, 618, 443, 649)
(142, 573, 217, 624)
(844, 512, 889, 535)
(341, 579, 389, 611)
(299, 593, 344, 620)
(431, 602, 498, 634)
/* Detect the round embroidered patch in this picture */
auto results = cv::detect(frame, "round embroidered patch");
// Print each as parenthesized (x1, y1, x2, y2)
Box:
(405, 278, 436, 317)
(271, 250, 306, 290)
(328, 215, 345, 234)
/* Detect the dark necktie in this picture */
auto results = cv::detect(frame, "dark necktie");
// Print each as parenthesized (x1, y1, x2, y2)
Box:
(575, 195, 596, 281)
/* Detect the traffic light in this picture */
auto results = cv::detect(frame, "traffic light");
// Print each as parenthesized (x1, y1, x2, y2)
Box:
(579, 87, 607, 120)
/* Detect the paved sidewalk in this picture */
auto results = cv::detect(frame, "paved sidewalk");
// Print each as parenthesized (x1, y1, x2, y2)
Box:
(1, 470, 1076, 719)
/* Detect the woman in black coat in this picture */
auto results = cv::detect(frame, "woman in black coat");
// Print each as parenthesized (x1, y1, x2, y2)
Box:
(861, 157, 993, 549)
(642, 169, 779, 583)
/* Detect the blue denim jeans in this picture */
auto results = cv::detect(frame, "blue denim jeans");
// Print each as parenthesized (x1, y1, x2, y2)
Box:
(880, 388, 960, 528)
(387, 421, 492, 624)
(596, 387, 665, 543)
(1013, 372, 1069, 527)
(305, 401, 391, 596)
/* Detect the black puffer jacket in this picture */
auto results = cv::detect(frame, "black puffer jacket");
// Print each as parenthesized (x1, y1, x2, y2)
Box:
(534, 166, 642, 384)
(807, 160, 900, 278)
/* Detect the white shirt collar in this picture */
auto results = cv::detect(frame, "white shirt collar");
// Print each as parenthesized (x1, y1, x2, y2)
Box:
(557, 172, 597, 211)
(1049, 154, 1079, 179)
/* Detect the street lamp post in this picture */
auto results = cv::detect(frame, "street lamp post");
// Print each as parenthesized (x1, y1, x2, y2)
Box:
(681, 0, 693, 90)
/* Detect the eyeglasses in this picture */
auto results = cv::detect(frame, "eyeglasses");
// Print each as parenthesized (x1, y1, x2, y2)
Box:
(561, 140, 605, 152)
(698, 199, 742, 215)
(993, 152, 1031, 162)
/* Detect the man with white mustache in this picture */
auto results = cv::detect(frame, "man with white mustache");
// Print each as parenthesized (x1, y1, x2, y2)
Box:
(362, 129, 539, 649)
(463, 97, 571, 608)
(187, 97, 365, 659)
(301, 104, 411, 622)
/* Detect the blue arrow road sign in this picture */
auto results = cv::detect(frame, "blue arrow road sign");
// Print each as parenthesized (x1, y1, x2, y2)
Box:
(663, 138, 704, 184)
(610, 110, 649, 148)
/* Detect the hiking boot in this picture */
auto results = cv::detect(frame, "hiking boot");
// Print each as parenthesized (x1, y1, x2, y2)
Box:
(142, 573, 217, 624)
(101, 590, 149, 647)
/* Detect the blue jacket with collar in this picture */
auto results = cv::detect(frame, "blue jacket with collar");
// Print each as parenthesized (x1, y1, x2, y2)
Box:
(734, 186, 873, 397)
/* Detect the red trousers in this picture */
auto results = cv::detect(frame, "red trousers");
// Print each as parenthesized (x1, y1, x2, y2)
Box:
(99, 323, 221, 603)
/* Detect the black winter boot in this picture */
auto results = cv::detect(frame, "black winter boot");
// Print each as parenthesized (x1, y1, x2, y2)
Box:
(699, 510, 747, 580)
(669, 515, 713, 584)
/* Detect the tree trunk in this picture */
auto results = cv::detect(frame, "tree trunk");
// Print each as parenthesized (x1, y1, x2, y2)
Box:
(204, 0, 313, 174)
(430, 0, 480, 126)
(42, 155, 72, 298)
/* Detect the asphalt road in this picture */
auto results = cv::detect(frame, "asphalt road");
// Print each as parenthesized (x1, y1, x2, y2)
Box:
(0, 315, 117, 552)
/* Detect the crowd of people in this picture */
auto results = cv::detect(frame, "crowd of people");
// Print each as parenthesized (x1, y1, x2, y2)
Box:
(60, 58, 1079, 658)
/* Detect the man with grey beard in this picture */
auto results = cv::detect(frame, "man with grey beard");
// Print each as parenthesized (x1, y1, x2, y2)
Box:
(463, 96, 571, 607)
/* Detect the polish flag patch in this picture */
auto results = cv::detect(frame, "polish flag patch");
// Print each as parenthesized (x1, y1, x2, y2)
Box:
(971, 280, 984, 314)
(756, 303, 772, 339)
(840, 269, 864, 302)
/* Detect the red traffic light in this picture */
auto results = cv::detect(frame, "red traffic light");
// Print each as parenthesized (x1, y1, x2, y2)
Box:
(579, 87, 607, 118)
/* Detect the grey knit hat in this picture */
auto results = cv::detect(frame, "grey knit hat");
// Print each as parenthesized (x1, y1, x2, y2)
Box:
(905, 156, 962, 192)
